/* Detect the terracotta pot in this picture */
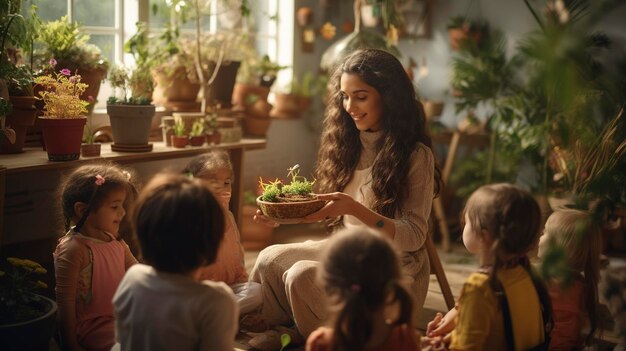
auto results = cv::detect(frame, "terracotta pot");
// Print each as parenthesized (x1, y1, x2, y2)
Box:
(55, 62, 107, 105)
(240, 205, 275, 251)
(9, 96, 36, 109)
(243, 116, 271, 137)
(171, 135, 189, 148)
(270, 93, 301, 118)
(38, 117, 86, 161)
(232, 84, 270, 108)
(81, 143, 101, 157)
(246, 100, 272, 119)
(206, 131, 222, 145)
(153, 66, 201, 103)
(448, 28, 482, 51)
(189, 135, 205, 146)
(0, 105, 37, 154)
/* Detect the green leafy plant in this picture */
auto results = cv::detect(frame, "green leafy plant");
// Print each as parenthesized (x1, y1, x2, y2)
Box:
(36, 16, 108, 73)
(172, 119, 186, 137)
(123, 22, 155, 102)
(446, 15, 488, 33)
(190, 119, 205, 137)
(258, 164, 316, 202)
(106, 65, 151, 105)
(0, 257, 49, 324)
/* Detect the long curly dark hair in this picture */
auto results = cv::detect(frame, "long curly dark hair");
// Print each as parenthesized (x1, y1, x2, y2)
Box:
(315, 49, 440, 220)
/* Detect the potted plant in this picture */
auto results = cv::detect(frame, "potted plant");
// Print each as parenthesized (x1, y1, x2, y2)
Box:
(34, 59, 89, 161)
(447, 16, 487, 51)
(270, 72, 323, 119)
(241, 93, 272, 137)
(36, 16, 108, 109)
(189, 118, 205, 146)
(0, 257, 58, 351)
(170, 119, 188, 148)
(240, 189, 275, 251)
(256, 164, 326, 222)
(205, 109, 221, 145)
(106, 65, 156, 152)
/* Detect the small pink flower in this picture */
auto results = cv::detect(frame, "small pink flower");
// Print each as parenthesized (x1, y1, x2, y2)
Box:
(49, 58, 57, 67)
(60, 69, 71, 76)
(95, 175, 105, 186)
(69, 76, 76, 83)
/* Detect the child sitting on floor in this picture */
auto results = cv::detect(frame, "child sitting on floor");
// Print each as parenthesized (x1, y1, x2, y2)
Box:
(113, 173, 238, 351)
(425, 183, 552, 351)
(183, 151, 262, 315)
(54, 163, 138, 351)
(539, 209, 602, 350)
(306, 227, 420, 351)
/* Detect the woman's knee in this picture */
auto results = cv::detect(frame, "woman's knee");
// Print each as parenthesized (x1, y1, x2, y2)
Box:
(284, 260, 318, 291)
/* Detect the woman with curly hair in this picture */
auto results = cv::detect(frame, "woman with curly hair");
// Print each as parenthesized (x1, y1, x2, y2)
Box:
(246, 48, 440, 350)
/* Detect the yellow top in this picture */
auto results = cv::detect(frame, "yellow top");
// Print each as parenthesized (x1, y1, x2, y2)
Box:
(450, 266, 544, 351)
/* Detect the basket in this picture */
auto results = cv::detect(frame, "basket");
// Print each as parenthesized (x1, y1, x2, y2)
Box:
(256, 196, 326, 220)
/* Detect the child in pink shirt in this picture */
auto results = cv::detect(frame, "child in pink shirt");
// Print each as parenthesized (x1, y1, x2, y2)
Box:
(183, 151, 262, 314)
(54, 164, 137, 351)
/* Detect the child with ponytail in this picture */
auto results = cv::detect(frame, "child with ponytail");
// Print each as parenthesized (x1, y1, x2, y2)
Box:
(54, 163, 138, 351)
(306, 227, 420, 351)
(539, 209, 602, 350)
(425, 183, 552, 351)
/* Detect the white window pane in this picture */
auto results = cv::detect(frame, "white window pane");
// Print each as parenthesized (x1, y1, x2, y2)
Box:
(74, 0, 116, 27)
(26, 0, 67, 22)
(89, 34, 115, 64)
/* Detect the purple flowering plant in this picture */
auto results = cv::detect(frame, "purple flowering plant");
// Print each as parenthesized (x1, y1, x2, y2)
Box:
(33, 58, 90, 119)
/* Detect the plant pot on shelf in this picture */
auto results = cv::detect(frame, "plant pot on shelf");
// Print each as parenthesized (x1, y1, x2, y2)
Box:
(189, 135, 205, 146)
(231, 84, 270, 108)
(0, 100, 37, 154)
(152, 66, 201, 104)
(81, 143, 101, 157)
(107, 104, 156, 151)
(171, 135, 189, 148)
(270, 93, 301, 119)
(243, 116, 271, 137)
(448, 28, 483, 51)
(206, 131, 222, 145)
(206, 61, 241, 108)
(38, 117, 86, 161)
(0, 294, 58, 351)
(173, 112, 204, 135)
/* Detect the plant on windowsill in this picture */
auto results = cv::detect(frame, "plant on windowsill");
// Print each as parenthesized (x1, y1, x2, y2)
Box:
(0, 257, 58, 351)
(170, 119, 188, 148)
(36, 16, 108, 110)
(204, 108, 221, 145)
(106, 65, 155, 150)
(34, 59, 89, 161)
(189, 119, 205, 146)
(256, 164, 326, 223)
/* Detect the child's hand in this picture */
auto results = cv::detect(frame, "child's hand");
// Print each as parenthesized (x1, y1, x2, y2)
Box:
(426, 308, 457, 337)
(254, 209, 280, 227)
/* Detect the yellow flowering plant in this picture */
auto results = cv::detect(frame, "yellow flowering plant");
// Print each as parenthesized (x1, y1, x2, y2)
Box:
(34, 58, 90, 119)
(0, 257, 49, 324)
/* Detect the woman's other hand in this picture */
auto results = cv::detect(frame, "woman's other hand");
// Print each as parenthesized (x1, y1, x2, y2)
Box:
(426, 308, 457, 337)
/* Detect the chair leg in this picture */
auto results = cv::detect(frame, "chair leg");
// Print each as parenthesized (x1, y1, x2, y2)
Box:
(426, 234, 456, 310)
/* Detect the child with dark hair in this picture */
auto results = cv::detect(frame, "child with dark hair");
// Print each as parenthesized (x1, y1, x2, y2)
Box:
(306, 227, 420, 351)
(112, 173, 238, 351)
(54, 163, 138, 351)
(183, 151, 261, 314)
(425, 183, 552, 351)
(539, 209, 602, 350)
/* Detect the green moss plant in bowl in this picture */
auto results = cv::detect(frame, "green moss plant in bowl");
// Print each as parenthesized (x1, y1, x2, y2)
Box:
(256, 164, 326, 223)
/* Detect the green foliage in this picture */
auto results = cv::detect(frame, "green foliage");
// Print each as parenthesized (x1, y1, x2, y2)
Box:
(172, 120, 186, 137)
(446, 16, 488, 33)
(0, 257, 49, 324)
(36, 16, 108, 72)
(190, 119, 205, 137)
(107, 65, 152, 105)
(258, 164, 316, 202)
(0, 97, 12, 116)
(289, 72, 325, 97)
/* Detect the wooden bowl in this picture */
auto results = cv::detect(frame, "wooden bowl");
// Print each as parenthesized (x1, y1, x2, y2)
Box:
(256, 196, 326, 221)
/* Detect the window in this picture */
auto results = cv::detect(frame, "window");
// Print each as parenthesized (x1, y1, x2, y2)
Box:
(28, 0, 292, 108)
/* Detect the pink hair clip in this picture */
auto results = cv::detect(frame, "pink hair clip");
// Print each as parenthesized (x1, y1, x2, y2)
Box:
(350, 284, 361, 293)
(95, 175, 105, 186)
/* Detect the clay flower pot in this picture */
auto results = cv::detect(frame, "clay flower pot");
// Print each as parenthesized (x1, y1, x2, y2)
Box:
(189, 135, 205, 146)
(171, 135, 189, 148)
(81, 143, 101, 157)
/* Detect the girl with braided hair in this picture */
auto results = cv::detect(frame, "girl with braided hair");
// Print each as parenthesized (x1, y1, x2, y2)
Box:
(54, 163, 138, 351)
